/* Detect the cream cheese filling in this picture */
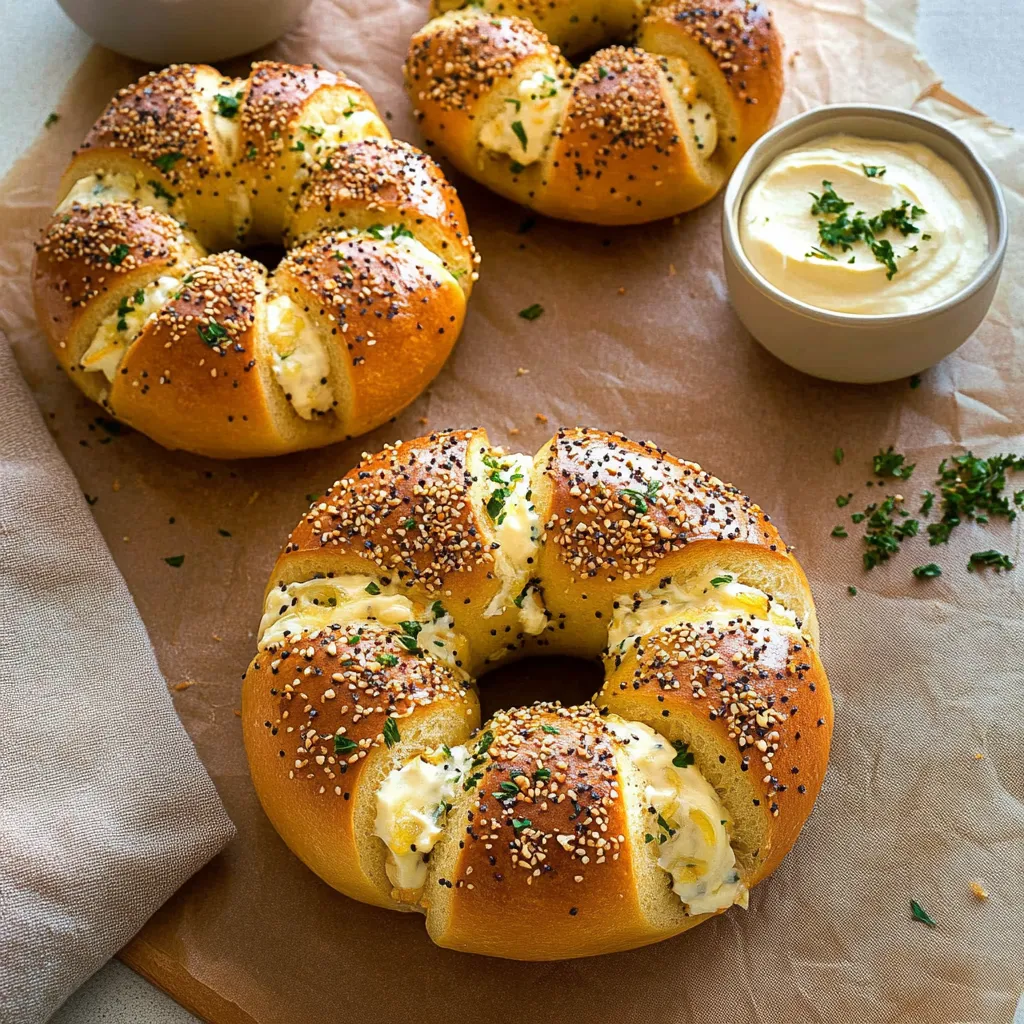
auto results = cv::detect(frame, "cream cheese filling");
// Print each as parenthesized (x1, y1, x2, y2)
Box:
(348, 223, 459, 283)
(374, 744, 471, 895)
(81, 275, 181, 380)
(292, 107, 388, 171)
(606, 716, 747, 916)
(258, 575, 464, 669)
(265, 294, 333, 419)
(608, 569, 797, 650)
(481, 452, 545, 634)
(479, 68, 565, 167)
(57, 172, 176, 217)
(198, 77, 252, 234)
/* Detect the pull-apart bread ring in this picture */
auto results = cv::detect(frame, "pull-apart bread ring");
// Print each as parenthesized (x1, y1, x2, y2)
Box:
(405, 0, 783, 224)
(243, 427, 832, 959)
(33, 62, 478, 458)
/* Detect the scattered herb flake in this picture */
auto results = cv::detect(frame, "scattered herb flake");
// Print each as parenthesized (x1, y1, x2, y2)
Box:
(671, 740, 694, 769)
(910, 900, 937, 928)
(519, 303, 544, 321)
(912, 563, 942, 579)
(834, 447, 845, 465)
(510, 120, 528, 150)
(967, 549, 1014, 572)
(334, 735, 358, 755)
(382, 718, 400, 748)
(873, 446, 916, 480)
(831, 525, 848, 538)
(164, 554, 185, 568)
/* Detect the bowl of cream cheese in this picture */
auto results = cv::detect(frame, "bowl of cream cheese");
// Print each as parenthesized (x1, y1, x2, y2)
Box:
(721, 105, 1007, 383)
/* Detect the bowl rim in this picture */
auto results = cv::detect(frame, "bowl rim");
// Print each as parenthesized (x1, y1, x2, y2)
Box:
(721, 103, 1009, 326)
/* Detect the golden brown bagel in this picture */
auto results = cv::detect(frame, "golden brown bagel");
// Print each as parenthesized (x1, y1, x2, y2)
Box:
(243, 427, 832, 959)
(404, 0, 784, 224)
(33, 61, 478, 459)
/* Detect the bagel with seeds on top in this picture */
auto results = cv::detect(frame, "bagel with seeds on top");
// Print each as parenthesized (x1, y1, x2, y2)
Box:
(242, 426, 833, 959)
(32, 61, 478, 459)
(404, 0, 784, 224)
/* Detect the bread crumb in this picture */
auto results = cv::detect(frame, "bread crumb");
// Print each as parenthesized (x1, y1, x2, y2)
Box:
(247, 490, 260, 505)
(788, 49, 801, 67)
(617, 286, 626, 295)
(516, 367, 529, 376)
(112, 479, 121, 492)
(970, 880, 989, 900)
(668, 263, 677, 276)
(172, 680, 195, 692)
(509, 427, 521, 436)
(974, 751, 985, 760)
(233, 708, 242, 717)
(418, 416, 428, 425)
(535, 413, 548, 423)
(122, 536, 130, 543)
(212, 634, 222, 642)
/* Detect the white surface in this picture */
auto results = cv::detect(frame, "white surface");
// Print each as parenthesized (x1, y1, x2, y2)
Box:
(0, 0, 1020, 1021)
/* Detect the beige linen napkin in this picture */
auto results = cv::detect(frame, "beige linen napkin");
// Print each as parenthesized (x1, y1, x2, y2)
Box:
(0, 333, 235, 1024)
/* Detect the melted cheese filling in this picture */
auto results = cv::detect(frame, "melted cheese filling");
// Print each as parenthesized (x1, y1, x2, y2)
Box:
(292, 107, 388, 171)
(663, 56, 719, 158)
(374, 745, 471, 895)
(347, 223, 458, 284)
(479, 68, 565, 166)
(606, 716, 747, 916)
(258, 576, 463, 669)
(197, 77, 252, 233)
(57, 172, 175, 217)
(608, 570, 797, 650)
(265, 294, 333, 419)
(81, 275, 181, 380)
(481, 452, 545, 634)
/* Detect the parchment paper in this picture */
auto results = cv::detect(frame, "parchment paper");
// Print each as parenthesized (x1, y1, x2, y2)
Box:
(1, 1, 1022, 1021)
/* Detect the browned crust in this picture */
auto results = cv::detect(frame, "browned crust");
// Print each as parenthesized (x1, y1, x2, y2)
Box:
(72, 63, 224, 199)
(436, 702, 648, 958)
(274, 429, 495, 594)
(598, 615, 833, 881)
(109, 251, 291, 456)
(276, 232, 465, 437)
(544, 46, 711, 222)
(405, 13, 562, 115)
(287, 138, 477, 278)
(642, 0, 784, 145)
(242, 623, 477, 905)
(538, 426, 787, 583)
(32, 202, 192, 370)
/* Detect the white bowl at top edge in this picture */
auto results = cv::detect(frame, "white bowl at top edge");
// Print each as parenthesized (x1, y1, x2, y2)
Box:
(720, 105, 1008, 384)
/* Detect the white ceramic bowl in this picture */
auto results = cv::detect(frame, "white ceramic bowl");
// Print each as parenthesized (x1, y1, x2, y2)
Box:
(721, 105, 1008, 383)
(57, 0, 313, 64)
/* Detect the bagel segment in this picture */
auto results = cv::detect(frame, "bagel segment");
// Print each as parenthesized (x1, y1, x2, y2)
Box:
(243, 428, 832, 958)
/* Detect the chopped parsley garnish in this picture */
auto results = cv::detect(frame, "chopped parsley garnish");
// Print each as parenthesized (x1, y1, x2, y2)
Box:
(164, 554, 185, 567)
(429, 600, 446, 621)
(375, 652, 398, 667)
(831, 525, 848, 538)
(873, 446, 915, 480)
(393, 223, 414, 239)
(474, 730, 494, 756)
(967, 549, 1014, 572)
(511, 818, 531, 833)
(836, 493, 852, 508)
(909, 374, 922, 389)
(912, 563, 942, 579)
(671, 740, 694, 769)
(519, 303, 544, 321)
(847, 585, 858, 596)
(334, 735, 358, 755)
(710, 575, 733, 588)
(153, 152, 184, 174)
(509, 160, 525, 174)
(382, 718, 400, 748)
(926, 452, 1024, 546)
(504, 98, 522, 112)
(147, 180, 176, 205)
(463, 771, 484, 792)
(396, 620, 422, 653)
(541, 724, 560, 734)
(533, 767, 551, 781)
(834, 447, 845, 465)
(107, 244, 130, 267)
(598, 66, 609, 79)
(656, 813, 675, 838)
(919, 490, 935, 515)
(301, 124, 325, 137)
(510, 120, 528, 150)
(45, 112, 60, 128)
(809, 181, 926, 279)
(910, 900, 937, 928)
(364, 581, 381, 595)
(289, 140, 305, 152)
(493, 780, 520, 801)
(197, 321, 228, 347)
(214, 92, 242, 118)
(862, 164, 886, 178)
(620, 478, 661, 514)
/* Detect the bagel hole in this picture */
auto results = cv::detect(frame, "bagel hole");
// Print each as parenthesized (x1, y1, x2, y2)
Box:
(241, 242, 287, 273)
(479, 656, 602, 719)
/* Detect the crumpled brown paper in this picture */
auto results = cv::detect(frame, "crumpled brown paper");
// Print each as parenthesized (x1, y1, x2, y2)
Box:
(0, 1, 1021, 1021)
